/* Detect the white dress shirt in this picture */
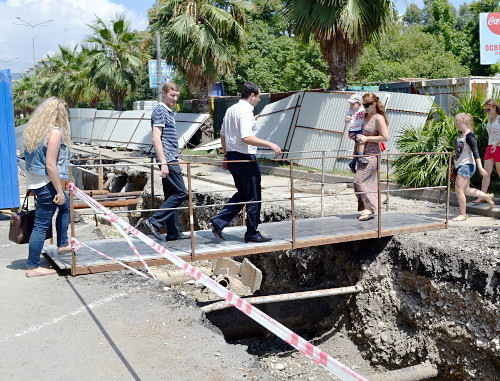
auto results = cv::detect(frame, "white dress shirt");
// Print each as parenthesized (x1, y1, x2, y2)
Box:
(220, 99, 257, 154)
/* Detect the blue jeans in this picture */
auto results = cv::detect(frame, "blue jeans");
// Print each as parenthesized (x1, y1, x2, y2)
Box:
(27, 182, 70, 269)
(211, 152, 262, 239)
(149, 164, 188, 240)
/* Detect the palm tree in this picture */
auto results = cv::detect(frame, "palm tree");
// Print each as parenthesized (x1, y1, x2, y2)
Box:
(149, 0, 247, 113)
(84, 15, 146, 110)
(285, 0, 395, 90)
(38, 45, 90, 107)
(12, 75, 40, 118)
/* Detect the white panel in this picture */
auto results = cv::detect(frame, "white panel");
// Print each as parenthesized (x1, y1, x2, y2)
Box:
(192, 138, 222, 151)
(92, 110, 120, 144)
(128, 119, 153, 152)
(175, 113, 209, 123)
(107, 118, 141, 148)
(119, 110, 146, 119)
(69, 108, 96, 143)
(385, 92, 434, 114)
(255, 109, 295, 150)
(258, 92, 302, 115)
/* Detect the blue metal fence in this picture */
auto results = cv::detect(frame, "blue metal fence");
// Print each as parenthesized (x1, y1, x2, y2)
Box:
(0, 69, 20, 209)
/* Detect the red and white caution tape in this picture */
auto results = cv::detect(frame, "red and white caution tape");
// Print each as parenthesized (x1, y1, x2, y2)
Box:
(69, 184, 156, 280)
(69, 182, 367, 381)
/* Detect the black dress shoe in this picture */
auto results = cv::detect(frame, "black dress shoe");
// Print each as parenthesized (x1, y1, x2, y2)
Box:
(244, 234, 272, 243)
(166, 232, 191, 241)
(210, 220, 225, 240)
(142, 219, 162, 240)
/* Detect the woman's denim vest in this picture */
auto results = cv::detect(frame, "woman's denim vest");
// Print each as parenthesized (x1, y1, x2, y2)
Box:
(25, 130, 70, 179)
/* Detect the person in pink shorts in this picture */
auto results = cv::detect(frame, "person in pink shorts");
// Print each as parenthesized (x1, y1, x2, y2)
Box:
(473, 99, 500, 203)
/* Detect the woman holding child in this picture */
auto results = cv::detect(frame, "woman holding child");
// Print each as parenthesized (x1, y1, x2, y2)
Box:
(352, 93, 389, 221)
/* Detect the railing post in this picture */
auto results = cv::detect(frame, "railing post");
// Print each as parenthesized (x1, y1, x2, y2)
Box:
(446, 152, 452, 227)
(385, 150, 390, 211)
(290, 159, 296, 246)
(150, 157, 155, 209)
(377, 154, 382, 238)
(69, 166, 76, 276)
(321, 150, 325, 218)
(98, 153, 103, 190)
(186, 163, 196, 261)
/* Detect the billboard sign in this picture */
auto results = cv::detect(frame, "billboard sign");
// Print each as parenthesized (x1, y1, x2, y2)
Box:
(479, 12, 500, 65)
(148, 60, 175, 88)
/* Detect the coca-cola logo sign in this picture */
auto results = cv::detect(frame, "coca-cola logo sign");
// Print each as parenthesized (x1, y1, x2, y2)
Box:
(487, 12, 500, 35)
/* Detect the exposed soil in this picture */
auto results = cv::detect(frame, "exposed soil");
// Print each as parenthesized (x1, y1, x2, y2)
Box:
(51, 154, 500, 380)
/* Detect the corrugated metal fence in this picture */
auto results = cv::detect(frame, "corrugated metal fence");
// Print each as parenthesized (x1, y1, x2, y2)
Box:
(0, 69, 20, 208)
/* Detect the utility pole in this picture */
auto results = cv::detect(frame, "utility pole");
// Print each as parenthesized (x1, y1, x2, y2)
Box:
(15, 17, 53, 68)
(156, 0, 162, 102)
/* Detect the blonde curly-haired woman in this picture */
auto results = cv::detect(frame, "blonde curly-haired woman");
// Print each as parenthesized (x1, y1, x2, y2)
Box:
(23, 97, 72, 277)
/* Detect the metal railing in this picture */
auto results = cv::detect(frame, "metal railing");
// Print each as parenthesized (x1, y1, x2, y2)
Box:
(67, 150, 453, 274)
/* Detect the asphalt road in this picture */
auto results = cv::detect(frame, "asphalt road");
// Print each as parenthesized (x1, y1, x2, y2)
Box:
(0, 213, 273, 381)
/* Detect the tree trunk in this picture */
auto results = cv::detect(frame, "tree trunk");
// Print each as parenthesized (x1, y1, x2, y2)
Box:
(194, 78, 214, 143)
(328, 62, 348, 91)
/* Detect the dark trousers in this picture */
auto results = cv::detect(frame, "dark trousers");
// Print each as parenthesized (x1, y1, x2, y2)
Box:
(27, 182, 70, 269)
(149, 164, 188, 240)
(211, 152, 261, 239)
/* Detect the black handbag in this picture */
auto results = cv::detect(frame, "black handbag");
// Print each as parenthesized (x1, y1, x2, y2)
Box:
(8, 191, 53, 244)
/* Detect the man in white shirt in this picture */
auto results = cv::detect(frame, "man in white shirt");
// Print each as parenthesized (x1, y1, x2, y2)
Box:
(210, 82, 281, 243)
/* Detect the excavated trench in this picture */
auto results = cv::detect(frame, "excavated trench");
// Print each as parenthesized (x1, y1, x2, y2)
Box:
(76, 159, 499, 380)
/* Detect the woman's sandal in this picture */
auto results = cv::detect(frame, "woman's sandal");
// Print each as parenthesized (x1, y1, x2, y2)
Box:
(451, 214, 467, 221)
(486, 193, 495, 209)
(358, 212, 375, 221)
(472, 198, 485, 204)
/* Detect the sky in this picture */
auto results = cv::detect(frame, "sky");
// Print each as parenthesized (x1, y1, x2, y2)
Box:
(0, 0, 472, 74)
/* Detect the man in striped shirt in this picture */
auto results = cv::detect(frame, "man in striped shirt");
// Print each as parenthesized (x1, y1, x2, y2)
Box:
(141, 82, 189, 241)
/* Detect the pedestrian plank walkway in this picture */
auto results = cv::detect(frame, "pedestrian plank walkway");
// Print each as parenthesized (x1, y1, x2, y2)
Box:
(45, 211, 445, 275)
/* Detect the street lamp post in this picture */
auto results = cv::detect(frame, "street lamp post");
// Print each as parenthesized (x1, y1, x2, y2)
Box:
(14, 17, 53, 68)
(0, 58, 18, 70)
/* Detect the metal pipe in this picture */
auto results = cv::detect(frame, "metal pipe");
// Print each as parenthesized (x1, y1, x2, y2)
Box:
(290, 159, 296, 246)
(377, 155, 382, 238)
(201, 285, 364, 313)
(368, 362, 438, 381)
(187, 163, 196, 261)
(446, 153, 452, 226)
(69, 166, 76, 276)
(321, 150, 325, 217)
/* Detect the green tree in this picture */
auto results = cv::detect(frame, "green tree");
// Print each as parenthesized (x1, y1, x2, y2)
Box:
(223, 19, 329, 94)
(285, 0, 395, 90)
(403, 3, 424, 25)
(37, 45, 96, 108)
(12, 75, 40, 119)
(149, 0, 247, 113)
(393, 93, 495, 190)
(84, 15, 146, 110)
(351, 24, 469, 82)
(461, 0, 500, 76)
(423, 0, 468, 60)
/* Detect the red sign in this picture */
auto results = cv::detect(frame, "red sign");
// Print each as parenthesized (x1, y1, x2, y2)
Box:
(487, 12, 500, 35)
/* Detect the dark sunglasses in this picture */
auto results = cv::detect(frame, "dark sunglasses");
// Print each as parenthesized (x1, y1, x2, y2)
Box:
(484, 108, 492, 112)
(363, 102, 373, 108)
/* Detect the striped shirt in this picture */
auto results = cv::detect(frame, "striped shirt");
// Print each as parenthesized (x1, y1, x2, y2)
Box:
(151, 102, 179, 163)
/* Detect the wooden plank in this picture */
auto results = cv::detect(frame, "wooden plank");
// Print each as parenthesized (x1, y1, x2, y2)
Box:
(45, 212, 447, 275)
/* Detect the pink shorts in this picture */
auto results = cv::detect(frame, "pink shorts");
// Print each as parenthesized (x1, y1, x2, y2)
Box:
(484, 145, 500, 162)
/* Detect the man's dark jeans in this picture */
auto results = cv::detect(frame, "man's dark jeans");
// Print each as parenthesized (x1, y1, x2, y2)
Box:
(149, 164, 188, 240)
(211, 152, 262, 239)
